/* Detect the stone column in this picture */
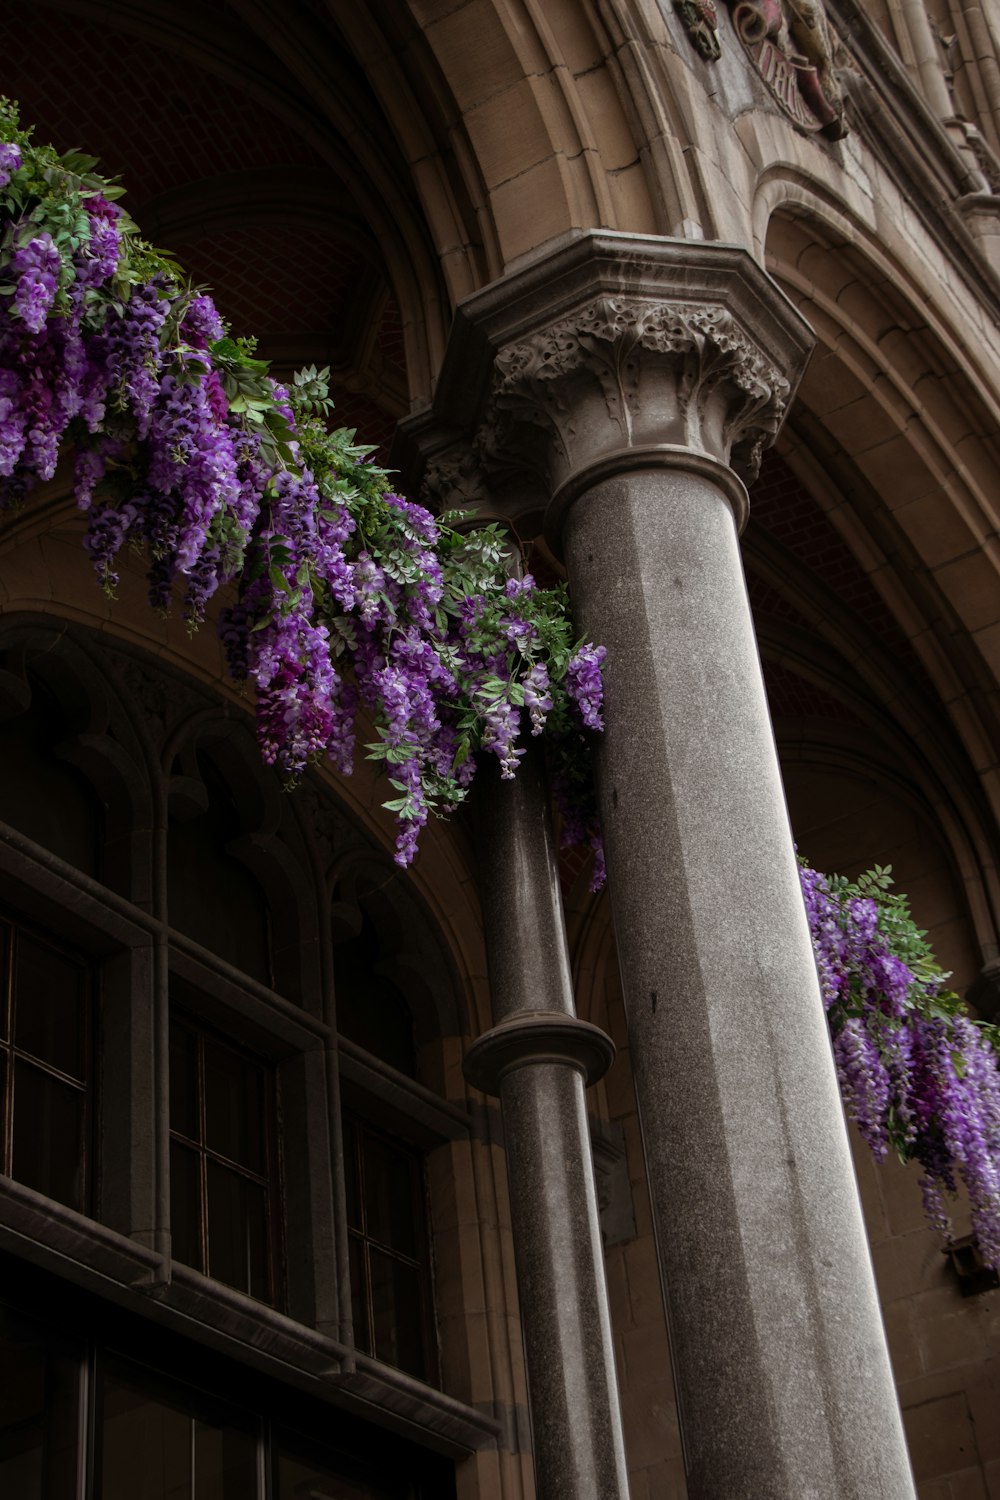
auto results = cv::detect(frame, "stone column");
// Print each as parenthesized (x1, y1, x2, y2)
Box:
(464, 743, 631, 1500)
(439, 233, 917, 1500)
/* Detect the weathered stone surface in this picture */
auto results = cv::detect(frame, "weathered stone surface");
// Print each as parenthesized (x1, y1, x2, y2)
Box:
(447, 232, 917, 1499)
(563, 459, 916, 1498)
(469, 750, 631, 1499)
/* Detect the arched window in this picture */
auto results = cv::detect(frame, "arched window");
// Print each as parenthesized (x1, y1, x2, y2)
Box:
(333, 911, 416, 1078)
(167, 747, 273, 986)
(0, 624, 485, 1494)
(0, 664, 103, 877)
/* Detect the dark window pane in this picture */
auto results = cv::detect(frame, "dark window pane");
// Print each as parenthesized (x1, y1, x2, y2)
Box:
(333, 917, 415, 1077)
(14, 934, 85, 1079)
(0, 673, 101, 877)
(100, 1373, 257, 1500)
(207, 1162, 270, 1301)
(368, 1250, 426, 1380)
(170, 1025, 200, 1144)
(0, 921, 9, 1041)
(0, 1308, 79, 1499)
(11, 1061, 84, 1210)
(343, 1119, 361, 1230)
(361, 1135, 418, 1259)
(204, 1043, 263, 1173)
(194, 1418, 258, 1496)
(277, 1449, 374, 1500)
(100, 1378, 192, 1500)
(167, 751, 272, 986)
(170, 1141, 203, 1272)
(348, 1235, 369, 1356)
(0, 1322, 45, 1496)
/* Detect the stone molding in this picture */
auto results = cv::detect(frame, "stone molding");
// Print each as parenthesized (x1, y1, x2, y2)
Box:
(547, 443, 751, 536)
(462, 1010, 616, 1096)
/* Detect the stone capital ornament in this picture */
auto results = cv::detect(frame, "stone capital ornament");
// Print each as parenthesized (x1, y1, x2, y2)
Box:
(432, 232, 814, 548)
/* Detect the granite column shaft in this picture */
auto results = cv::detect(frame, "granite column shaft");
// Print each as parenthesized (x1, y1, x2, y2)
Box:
(465, 751, 631, 1500)
(442, 232, 918, 1500)
(561, 456, 915, 1498)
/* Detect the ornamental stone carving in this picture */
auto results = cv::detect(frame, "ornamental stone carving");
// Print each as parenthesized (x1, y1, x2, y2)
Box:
(424, 234, 814, 550)
(725, 0, 848, 138)
(481, 294, 791, 491)
(674, 0, 722, 61)
(419, 443, 484, 514)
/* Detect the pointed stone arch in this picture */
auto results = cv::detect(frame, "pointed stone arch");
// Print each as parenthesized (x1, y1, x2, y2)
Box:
(757, 199, 1000, 963)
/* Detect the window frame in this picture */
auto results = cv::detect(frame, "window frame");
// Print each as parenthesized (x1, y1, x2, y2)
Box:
(0, 1264, 459, 1499)
(167, 1007, 284, 1306)
(337, 1039, 471, 1394)
(342, 1110, 438, 1384)
(0, 644, 496, 1458)
(0, 908, 96, 1216)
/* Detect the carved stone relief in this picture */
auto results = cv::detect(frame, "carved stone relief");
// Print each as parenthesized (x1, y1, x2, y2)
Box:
(590, 1119, 637, 1248)
(102, 644, 204, 753)
(724, 0, 849, 138)
(419, 444, 485, 515)
(674, 0, 722, 61)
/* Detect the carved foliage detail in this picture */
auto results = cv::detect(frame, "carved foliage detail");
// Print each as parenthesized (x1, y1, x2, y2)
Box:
(102, 646, 203, 751)
(420, 445, 484, 513)
(488, 295, 790, 479)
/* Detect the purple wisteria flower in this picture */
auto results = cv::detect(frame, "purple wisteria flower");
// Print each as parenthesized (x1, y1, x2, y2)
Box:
(0, 140, 22, 187)
(0, 103, 611, 895)
(801, 860, 1000, 1267)
(181, 294, 225, 350)
(11, 234, 61, 334)
(77, 195, 121, 287)
(565, 643, 607, 730)
(523, 662, 552, 735)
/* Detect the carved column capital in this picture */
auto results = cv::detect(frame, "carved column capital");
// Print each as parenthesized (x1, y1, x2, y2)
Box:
(429, 232, 814, 548)
(486, 291, 791, 493)
(392, 407, 549, 538)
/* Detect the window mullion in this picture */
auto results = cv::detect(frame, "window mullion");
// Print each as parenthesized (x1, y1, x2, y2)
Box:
(197, 1031, 210, 1277)
(3, 926, 15, 1178)
(1, 924, 11, 1182)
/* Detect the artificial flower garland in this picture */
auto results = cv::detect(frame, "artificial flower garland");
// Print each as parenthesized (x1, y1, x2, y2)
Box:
(2, 101, 998, 1264)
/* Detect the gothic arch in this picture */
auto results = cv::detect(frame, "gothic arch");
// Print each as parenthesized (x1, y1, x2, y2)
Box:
(2, 0, 450, 400)
(760, 204, 1000, 928)
(0, 616, 155, 900)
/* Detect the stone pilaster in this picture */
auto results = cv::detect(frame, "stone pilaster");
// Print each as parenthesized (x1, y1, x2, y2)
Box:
(433, 231, 917, 1500)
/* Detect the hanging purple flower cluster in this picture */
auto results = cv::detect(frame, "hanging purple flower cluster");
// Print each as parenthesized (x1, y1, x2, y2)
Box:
(0, 100, 606, 878)
(801, 861, 1000, 1266)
